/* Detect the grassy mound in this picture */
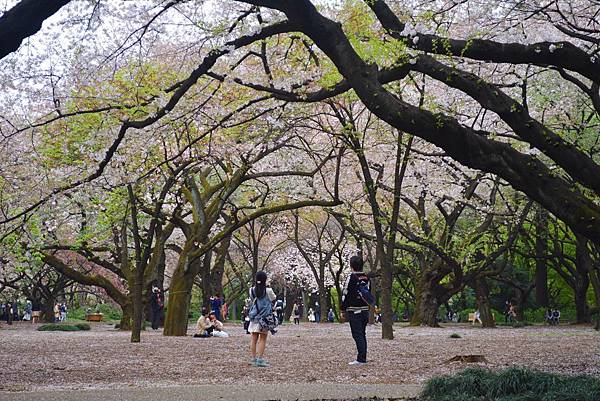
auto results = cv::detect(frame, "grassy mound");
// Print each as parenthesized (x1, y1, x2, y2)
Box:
(421, 366, 600, 401)
(37, 323, 91, 331)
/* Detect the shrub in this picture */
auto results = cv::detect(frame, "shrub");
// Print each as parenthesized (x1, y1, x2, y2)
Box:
(449, 333, 462, 338)
(70, 304, 122, 321)
(511, 321, 530, 328)
(421, 367, 600, 401)
(37, 323, 91, 332)
(75, 323, 91, 330)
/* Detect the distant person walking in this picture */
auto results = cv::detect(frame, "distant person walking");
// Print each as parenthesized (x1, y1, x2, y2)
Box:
(60, 302, 68, 322)
(504, 301, 512, 323)
(210, 293, 223, 321)
(23, 300, 32, 322)
(308, 307, 315, 322)
(248, 271, 276, 367)
(6, 302, 13, 325)
(508, 303, 517, 323)
(53, 302, 60, 323)
(242, 298, 251, 334)
(341, 255, 371, 365)
(328, 308, 335, 323)
(274, 297, 284, 325)
(149, 286, 164, 330)
(292, 303, 300, 325)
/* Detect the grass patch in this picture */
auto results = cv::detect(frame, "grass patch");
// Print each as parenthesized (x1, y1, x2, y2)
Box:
(37, 323, 91, 332)
(421, 366, 600, 401)
(449, 333, 462, 338)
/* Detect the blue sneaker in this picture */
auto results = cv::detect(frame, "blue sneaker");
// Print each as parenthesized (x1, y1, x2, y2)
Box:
(255, 358, 269, 367)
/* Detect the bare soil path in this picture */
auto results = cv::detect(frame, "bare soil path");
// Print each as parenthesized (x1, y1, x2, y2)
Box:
(0, 321, 598, 395)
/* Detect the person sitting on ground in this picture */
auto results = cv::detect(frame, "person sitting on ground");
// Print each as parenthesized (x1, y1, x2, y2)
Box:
(552, 309, 560, 325)
(545, 309, 553, 325)
(193, 308, 213, 338)
(327, 308, 335, 323)
(208, 312, 229, 338)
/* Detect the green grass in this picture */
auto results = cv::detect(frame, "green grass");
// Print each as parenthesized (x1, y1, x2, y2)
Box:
(421, 366, 600, 401)
(37, 323, 91, 331)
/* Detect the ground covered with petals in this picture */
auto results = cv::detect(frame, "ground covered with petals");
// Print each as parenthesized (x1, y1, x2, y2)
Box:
(0, 321, 598, 392)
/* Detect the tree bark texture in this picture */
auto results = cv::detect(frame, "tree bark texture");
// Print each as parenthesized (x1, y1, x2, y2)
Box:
(474, 277, 495, 328)
(535, 207, 549, 308)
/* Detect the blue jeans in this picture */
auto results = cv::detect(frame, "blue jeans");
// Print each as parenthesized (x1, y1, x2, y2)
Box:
(347, 310, 368, 363)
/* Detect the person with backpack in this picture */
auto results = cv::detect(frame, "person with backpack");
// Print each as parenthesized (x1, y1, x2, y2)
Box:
(248, 271, 277, 367)
(340, 255, 372, 365)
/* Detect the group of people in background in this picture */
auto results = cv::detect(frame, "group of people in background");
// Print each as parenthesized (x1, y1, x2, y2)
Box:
(1, 299, 35, 324)
(53, 302, 68, 322)
(225, 257, 373, 368)
(194, 307, 229, 338)
(193, 293, 230, 337)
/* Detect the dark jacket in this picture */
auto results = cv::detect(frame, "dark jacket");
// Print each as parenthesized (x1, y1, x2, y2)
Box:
(150, 291, 163, 311)
(341, 272, 371, 312)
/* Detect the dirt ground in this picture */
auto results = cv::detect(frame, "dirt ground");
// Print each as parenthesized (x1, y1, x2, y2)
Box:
(0, 321, 599, 392)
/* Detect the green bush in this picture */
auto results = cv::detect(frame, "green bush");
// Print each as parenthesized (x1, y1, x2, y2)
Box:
(69, 304, 122, 321)
(37, 323, 91, 331)
(95, 303, 122, 320)
(68, 307, 83, 320)
(75, 323, 91, 330)
(421, 367, 600, 401)
(449, 333, 462, 338)
(523, 307, 548, 323)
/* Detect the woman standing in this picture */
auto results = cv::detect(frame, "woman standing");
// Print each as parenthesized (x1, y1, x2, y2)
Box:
(248, 271, 276, 367)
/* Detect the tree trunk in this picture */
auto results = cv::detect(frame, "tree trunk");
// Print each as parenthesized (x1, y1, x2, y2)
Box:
(200, 250, 213, 310)
(302, 291, 308, 322)
(380, 259, 394, 338)
(319, 284, 328, 323)
(410, 277, 440, 327)
(575, 235, 591, 324)
(474, 277, 495, 328)
(130, 270, 144, 342)
(41, 299, 55, 322)
(118, 303, 133, 330)
(589, 267, 600, 330)
(163, 270, 194, 336)
(535, 207, 549, 308)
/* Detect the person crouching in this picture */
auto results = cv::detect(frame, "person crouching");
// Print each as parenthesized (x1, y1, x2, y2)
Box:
(208, 312, 229, 338)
